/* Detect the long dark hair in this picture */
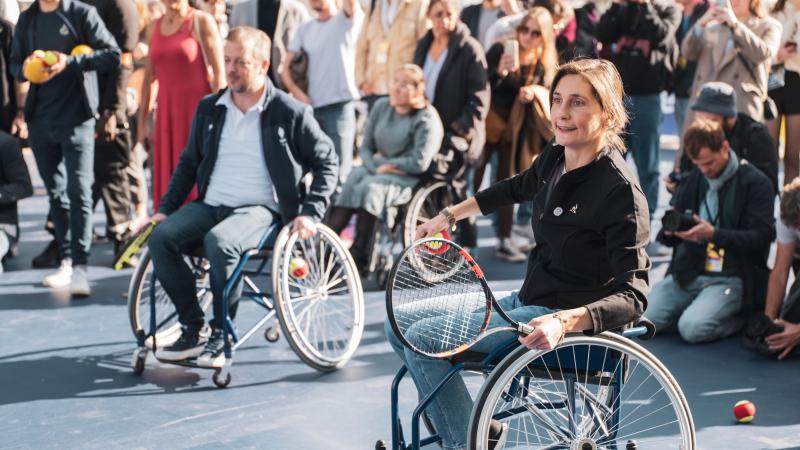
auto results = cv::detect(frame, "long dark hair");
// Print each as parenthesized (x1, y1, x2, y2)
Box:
(772, 0, 788, 14)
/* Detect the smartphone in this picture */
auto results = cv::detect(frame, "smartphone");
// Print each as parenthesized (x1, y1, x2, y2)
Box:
(504, 40, 519, 71)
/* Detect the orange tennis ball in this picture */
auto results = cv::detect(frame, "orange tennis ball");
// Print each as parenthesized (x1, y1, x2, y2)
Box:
(734, 400, 756, 423)
(289, 257, 309, 279)
(23, 55, 48, 84)
(70, 44, 93, 57)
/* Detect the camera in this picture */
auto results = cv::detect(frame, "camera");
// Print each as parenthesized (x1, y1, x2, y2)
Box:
(661, 210, 695, 232)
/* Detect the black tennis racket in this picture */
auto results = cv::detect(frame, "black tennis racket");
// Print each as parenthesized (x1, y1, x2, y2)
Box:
(113, 220, 157, 270)
(386, 237, 535, 358)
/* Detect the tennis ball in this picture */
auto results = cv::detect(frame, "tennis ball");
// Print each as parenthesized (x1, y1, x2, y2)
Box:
(734, 400, 756, 423)
(70, 44, 93, 57)
(289, 257, 309, 279)
(42, 50, 59, 66)
(23, 56, 48, 84)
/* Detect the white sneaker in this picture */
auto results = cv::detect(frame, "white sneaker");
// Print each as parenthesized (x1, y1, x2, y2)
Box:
(511, 224, 536, 252)
(496, 238, 527, 263)
(43, 259, 73, 288)
(69, 265, 91, 297)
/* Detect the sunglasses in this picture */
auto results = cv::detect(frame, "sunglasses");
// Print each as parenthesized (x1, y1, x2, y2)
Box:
(518, 26, 542, 38)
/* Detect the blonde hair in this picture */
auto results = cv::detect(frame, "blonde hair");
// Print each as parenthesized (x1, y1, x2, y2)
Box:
(517, 7, 559, 87)
(549, 59, 628, 153)
(396, 64, 429, 110)
(226, 26, 272, 63)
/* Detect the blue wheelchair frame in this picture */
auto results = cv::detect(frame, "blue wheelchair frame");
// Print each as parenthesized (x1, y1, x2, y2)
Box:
(386, 324, 652, 450)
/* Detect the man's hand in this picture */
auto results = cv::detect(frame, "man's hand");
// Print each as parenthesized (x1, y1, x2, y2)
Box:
(663, 174, 678, 194)
(674, 214, 715, 243)
(376, 164, 406, 176)
(41, 52, 68, 83)
(518, 315, 565, 351)
(11, 111, 27, 140)
(98, 112, 118, 142)
(765, 320, 800, 359)
(151, 212, 168, 223)
(291, 215, 317, 240)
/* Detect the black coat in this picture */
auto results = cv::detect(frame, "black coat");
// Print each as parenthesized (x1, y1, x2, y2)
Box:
(460, 4, 506, 41)
(672, 0, 709, 98)
(413, 23, 490, 163)
(0, 19, 15, 133)
(0, 131, 33, 241)
(158, 82, 339, 225)
(658, 161, 775, 315)
(475, 143, 651, 334)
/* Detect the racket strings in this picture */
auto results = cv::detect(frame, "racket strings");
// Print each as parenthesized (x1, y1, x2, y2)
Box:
(391, 243, 489, 356)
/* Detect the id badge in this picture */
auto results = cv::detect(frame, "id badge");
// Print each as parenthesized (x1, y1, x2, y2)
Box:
(376, 41, 389, 65)
(705, 243, 725, 273)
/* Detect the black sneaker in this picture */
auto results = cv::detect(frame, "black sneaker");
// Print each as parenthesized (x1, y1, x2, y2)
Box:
(197, 328, 227, 368)
(32, 240, 60, 268)
(156, 326, 207, 361)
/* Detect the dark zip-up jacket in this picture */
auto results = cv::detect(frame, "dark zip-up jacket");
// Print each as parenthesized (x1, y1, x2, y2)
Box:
(672, 0, 709, 98)
(157, 81, 339, 225)
(475, 143, 651, 334)
(657, 161, 775, 315)
(10, 0, 121, 123)
(597, 0, 681, 95)
(0, 131, 33, 241)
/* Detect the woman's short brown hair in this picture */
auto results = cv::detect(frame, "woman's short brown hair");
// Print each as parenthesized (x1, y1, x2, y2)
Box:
(780, 177, 800, 227)
(549, 59, 628, 153)
(683, 118, 726, 159)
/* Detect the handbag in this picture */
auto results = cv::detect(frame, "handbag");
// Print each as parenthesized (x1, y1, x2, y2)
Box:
(289, 49, 309, 95)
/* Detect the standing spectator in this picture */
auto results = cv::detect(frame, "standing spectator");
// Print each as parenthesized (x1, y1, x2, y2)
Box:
(197, 0, 228, 37)
(0, 131, 32, 273)
(646, 118, 775, 344)
(461, 0, 519, 46)
(84, 0, 140, 259)
(229, 0, 309, 90)
(681, 0, 782, 124)
(597, 0, 681, 218)
(356, 0, 429, 108)
(0, 0, 19, 24)
(767, 0, 800, 182)
(10, 0, 121, 296)
(672, 0, 709, 136)
(413, 0, 490, 250)
(136, 0, 225, 212)
(0, 17, 26, 136)
(481, 7, 556, 261)
(283, 0, 363, 189)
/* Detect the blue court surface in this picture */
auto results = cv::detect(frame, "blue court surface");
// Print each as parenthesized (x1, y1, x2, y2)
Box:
(2, 144, 800, 450)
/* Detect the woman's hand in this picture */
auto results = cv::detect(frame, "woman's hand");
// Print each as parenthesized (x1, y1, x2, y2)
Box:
(518, 314, 566, 351)
(376, 164, 406, 176)
(765, 320, 800, 359)
(498, 53, 517, 78)
(415, 214, 450, 240)
(518, 85, 536, 104)
(697, 6, 720, 28)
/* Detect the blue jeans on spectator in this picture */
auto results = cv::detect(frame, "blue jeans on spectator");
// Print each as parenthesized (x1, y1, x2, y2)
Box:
(644, 274, 743, 344)
(0, 229, 9, 273)
(148, 202, 277, 330)
(314, 101, 355, 189)
(385, 291, 555, 450)
(625, 95, 662, 216)
(28, 119, 95, 265)
(674, 96, 691, 138)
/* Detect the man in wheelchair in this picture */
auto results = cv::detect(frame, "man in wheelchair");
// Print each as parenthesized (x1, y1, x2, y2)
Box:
(148, 27, 339, 368)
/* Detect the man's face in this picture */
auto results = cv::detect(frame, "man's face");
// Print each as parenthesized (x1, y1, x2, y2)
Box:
(690, 144, 730, 179)
(224, 40, 268, 94)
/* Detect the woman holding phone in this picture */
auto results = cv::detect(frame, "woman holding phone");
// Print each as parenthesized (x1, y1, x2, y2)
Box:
(768, 0, 800, 181)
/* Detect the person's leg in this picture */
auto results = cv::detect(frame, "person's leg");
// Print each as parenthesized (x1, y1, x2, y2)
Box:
(314, 101, 355, 189)
(0, 229, 9, 273)
(677, 275, 743, 344)
(674, 96, 690, 138)
(60, 120, 96, 266)
(94, 131, 133, 246)
(148, 202, 218, 329)
(626, 94, 662, 217)
(28, 124, 70, 262)
(643, 274, 697, 334)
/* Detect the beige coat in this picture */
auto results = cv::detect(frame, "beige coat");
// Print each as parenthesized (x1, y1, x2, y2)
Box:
(355, 0, 429, 96)
(682, 16, 782, 120)
(773, 4, 800, 74)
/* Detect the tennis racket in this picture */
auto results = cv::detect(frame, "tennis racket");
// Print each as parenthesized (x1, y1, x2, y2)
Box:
(113, 220, 157, 270)
(386, 237, 534, 359)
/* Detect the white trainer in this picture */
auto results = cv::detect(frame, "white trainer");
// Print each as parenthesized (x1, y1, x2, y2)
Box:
(43, 259, 73, 288)
(69, 265, 91, 297)
(511, 224, 536, 252)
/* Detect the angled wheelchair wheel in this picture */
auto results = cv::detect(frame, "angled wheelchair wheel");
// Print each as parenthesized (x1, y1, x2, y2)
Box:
(403, 181, 454, 248)
(468, 334, 695, 450)
(127, 248, 213, 349)
(272, 224, 365, 372)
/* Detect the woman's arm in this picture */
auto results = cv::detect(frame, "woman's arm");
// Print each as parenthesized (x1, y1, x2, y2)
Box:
(733, 17, 782, 65)
(136, 24, 155, 144)
(196, 10, 226, 91)
(358, 104, 381, 173)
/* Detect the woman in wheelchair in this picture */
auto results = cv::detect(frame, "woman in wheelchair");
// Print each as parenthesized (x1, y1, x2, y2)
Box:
(385, 59, 652, 449)
(326, 65, 444, 272)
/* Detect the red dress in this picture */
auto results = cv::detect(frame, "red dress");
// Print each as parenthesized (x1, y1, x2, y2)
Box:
(149, 11, 211, 210)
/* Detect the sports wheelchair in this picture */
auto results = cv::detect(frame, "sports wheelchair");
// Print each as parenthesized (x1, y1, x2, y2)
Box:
(377, 319, 696, 450)
(127, 222, 365, 387)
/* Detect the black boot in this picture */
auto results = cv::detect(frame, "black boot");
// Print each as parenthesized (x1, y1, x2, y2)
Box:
(32, 239, 60, 268)
(350, 209, 379, 275)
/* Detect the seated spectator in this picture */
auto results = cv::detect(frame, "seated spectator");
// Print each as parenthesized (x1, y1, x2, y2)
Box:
(646, 118, 775, 344)
(326, 65, 443, 272)
(669, 82, 778, 194)
(0, 131, 32, 272)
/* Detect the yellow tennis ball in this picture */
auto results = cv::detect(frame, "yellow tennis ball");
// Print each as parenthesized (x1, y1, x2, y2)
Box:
(71, 44, 93, 56)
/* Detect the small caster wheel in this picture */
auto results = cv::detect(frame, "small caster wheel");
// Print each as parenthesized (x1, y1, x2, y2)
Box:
(131, 348, 147, 375)
(625, 440, 637, 450)
(264, 326, 280, 343)
(212, 370, 231, 388)
(374, 440, 387, 450)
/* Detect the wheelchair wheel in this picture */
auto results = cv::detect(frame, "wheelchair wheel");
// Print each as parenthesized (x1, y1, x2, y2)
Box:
(468, 334, 695, 450)
(127, 248, 213, 349)
(403, 181, 454, 248)
(272, 224, 365, 372)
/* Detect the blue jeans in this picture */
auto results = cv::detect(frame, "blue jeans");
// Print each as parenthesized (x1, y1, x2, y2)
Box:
(385, 291, 555, 450)
(644, 274, 743, 344)
(674, 96, 691, 138)
(28, 119, 95, 265)
(148, 202, 277, 329)
(625, 95, 662, 216)
(314, 101, 355, 190)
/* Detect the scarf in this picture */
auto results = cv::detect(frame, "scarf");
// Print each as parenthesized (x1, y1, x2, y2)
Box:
(701, 150, 739, 224)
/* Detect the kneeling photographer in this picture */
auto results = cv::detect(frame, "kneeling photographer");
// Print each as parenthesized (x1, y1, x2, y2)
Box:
(645, 118, 775, 344)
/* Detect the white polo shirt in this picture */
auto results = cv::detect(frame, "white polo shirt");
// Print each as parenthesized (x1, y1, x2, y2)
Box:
(204, 87, 280, 211)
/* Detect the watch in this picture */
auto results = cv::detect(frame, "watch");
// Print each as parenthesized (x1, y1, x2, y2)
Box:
(439, 207, 457, 232)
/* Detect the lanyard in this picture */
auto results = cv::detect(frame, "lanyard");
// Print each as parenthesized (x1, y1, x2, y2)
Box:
(701, 195, 721, 226)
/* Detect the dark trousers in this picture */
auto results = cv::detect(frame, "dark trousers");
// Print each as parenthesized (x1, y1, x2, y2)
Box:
(93, 129, 132, 243)
(28, 119, 95, 265)
(148, 202, 277, 329)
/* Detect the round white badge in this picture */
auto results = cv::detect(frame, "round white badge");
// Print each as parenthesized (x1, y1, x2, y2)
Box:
(553, 207, 563, 216)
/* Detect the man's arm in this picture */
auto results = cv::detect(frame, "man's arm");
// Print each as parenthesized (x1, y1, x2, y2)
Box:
(157, 105, 207, 215)
(69, 6, 121, 73)
(634, 1, 681, 45)
(98, 0, 138, 118)
(295, 106, 339, 222)
(342, 0, 359, 19)
(0, 136, 32, 204)
(596, 3, 629, 45)
(765, 240, 795, 319)
(713, 173, 776, 256)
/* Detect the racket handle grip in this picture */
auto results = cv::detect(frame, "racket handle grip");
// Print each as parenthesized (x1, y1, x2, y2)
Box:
(518, 323, 534, 335)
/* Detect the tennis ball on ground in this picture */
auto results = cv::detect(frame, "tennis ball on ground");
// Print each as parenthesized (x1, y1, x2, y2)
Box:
(23, 56, 48, 84)
(734, 400, 756, 423)
(289, 257, 309, 279)
(70, 44, 93, 56)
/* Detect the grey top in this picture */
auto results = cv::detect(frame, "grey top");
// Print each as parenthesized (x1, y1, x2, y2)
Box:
(422, 49, 448, 103)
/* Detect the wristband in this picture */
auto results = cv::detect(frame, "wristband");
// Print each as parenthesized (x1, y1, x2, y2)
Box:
(552, 312, 568, 346)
